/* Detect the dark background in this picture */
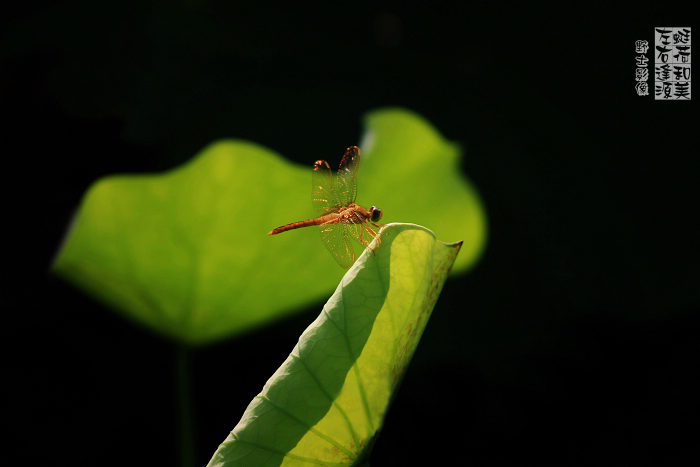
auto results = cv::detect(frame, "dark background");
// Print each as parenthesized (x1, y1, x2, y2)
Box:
(4, 2, 696, 466)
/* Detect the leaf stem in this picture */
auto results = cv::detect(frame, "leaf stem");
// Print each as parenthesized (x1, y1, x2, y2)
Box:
(177, 345, 195, 467)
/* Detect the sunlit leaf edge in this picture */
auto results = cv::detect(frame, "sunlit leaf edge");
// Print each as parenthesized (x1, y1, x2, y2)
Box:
(207, 223, 461, 467)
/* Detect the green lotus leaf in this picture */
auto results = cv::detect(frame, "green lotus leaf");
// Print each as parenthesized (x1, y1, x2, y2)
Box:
(52, 108, 486, 344)
(207, 223, 462, 467)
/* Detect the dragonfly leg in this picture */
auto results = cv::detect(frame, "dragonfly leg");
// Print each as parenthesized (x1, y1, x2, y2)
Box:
(371, 223, 387, 238)
(358, 224, 372, 249)
(364, 224, 383, 252)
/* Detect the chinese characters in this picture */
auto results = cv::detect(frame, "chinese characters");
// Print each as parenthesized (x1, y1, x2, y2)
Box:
(655, 27, 691, 100)
(635, 40, 650, 96)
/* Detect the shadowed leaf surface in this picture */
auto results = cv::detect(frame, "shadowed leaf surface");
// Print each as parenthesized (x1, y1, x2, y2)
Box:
(207, 224, 462, 466)
(52, 108, 485, 344)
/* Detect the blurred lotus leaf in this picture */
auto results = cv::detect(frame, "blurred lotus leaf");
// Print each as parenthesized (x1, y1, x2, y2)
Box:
(52, 108, 486, 345)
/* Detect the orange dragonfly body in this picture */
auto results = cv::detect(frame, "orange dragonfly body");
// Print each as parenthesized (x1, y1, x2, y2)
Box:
(268, 146, 384, 269)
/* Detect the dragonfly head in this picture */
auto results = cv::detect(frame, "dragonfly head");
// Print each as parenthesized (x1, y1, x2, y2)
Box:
(370, 206, 383, 223)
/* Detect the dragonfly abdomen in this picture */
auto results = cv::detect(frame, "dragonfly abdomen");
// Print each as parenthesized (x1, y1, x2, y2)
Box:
(268, 213, 339, 235)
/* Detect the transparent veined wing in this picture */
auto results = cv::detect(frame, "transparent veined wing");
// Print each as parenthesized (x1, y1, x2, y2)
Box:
(336, 146, 360, 207)
(319, 222, 356, 269)
(345, 221, 377, 248)
(312, 160, 342, 216)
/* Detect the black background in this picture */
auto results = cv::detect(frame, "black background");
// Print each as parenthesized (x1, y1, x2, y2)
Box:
(4, 2, 697, 466)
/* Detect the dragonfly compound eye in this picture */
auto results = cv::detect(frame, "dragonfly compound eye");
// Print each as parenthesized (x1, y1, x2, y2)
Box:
(371, 206, 383, 222)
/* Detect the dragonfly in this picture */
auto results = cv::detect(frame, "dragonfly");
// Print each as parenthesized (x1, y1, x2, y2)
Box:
(268, 146, 384, 269)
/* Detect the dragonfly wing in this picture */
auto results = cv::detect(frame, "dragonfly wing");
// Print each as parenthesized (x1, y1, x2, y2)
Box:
(344, 216, 383, 248)
(319, 222, 355, 269)
(312, 160, 342, 216)
(336, 146, 360, 206)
